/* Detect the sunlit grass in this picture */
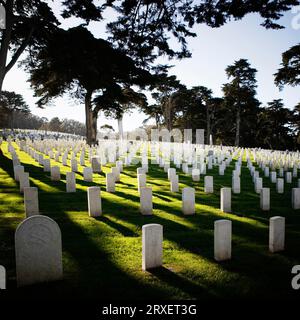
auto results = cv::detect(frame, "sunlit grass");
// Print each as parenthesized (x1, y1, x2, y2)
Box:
(0, 141, 300, 300)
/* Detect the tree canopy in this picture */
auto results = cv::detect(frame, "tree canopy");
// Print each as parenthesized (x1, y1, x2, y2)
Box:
(275, 43, 300, 88)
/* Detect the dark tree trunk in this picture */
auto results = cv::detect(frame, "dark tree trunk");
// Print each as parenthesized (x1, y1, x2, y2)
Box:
(235, 106, 240, 147)
(85, 90, 97, 146)
(206, 107, 211, 145)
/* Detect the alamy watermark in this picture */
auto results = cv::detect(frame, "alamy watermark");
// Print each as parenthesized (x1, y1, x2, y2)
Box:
(0, 2, 5, 30)
(0, 265, 6, 289)
(291, 6, 300, 30)
(291, 265, 300, 290)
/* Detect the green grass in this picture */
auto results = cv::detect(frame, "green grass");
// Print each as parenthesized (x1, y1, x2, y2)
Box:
(0, 141, 300, 300)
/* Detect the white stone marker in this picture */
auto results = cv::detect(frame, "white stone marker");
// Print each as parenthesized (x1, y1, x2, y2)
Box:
(80, 153, 85, 166)
(50, 166, 61, 181)
(138, 173, 147, 193)
(0, 265, 6, 289)
(91, 156, 101, 173)
(285, 172, 292, 183)
(24, 187, 39, 217)
(87, 187, 102, 217)
(204, 176, 213, 193)
(276, 178, 284, 194)
(279, 168, 284, 177)
(264, 167, 270, 177)
(83, 167, 93, 182)
(269, 216, 285, 253)
(232, 176, 240, 194)
(71, 158, 78, 172)
(19, 172, 30, 193)
(170, 175, 179, 192)
(220, 187, 231, 213)
(116, 160, 123, 172)
(43, 159, 51, 172)
(106, 172, 115, 193)
(140, 187, 153, 215)
(260, 188, 270, 211)
(167, 168, 176, 181)
(142, 224, 163, 271)
(15, 215, 63, 287)
(270, 171, 277, 183)
(137, 167, 145, 175)
(14, 165, 24, 182)
(111, 166, 120, 182)
(38, 154, 44, 165)
(255, 177, 263, 194)
(192, 169, 200, 182)
(293, 166, 297, 178)
(182, 187, 195, 215)
(214, 220, 232, 261)
(66, 172, 76, 193)
(219, 164, 224, 175)
(292, 188, 300, 209)
(62, 155, 68, 166)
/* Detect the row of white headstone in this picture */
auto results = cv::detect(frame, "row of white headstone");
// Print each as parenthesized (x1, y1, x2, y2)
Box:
(10, 139, 300, 218)
(143, 216, 286, 270)
(1, 138, 291, 289)
(3, 213, 286, 288)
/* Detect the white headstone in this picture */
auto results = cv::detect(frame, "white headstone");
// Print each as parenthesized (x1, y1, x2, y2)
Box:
(142, 224, 163, 271)
(192, 168, 200, 182)
(83, 167, 93, 182)
(19, 172, 30, 193)
(50, 166, 61, 181)
(106, 172, 115, 192)
(66, 172, 76, 193)
(285, 172, 292, 183)
(111, 166, 120, 182)
(204, 176, 213, 193)
(276, 178, 284, 194)
(260, 188, 270, 211)
(15, 215, 63, 287)
(270, 171, 277, 183)
(137, 167, 145, 175)
(138, 173, 147, 193)
(87, 187, 102, 217)
(214, 219, 232, 261)
(167, 168, 176, 180)
(91, 156, 101, 173)
(255, 177, 263, 194)
(219, 164, 224, 176)
(14, 165, 24, 182)
(292, 188, 300, 209)
(232, 176, 240, 194)
(24, 187, 39, 217)
(220, 187, 231, 213)
(71, 158, 78, 172)
(182, 187, 195, 215)
(170, 175, 179, 192)
(140, 187, 153, 215)
(264, 167, 270, 177)
(269, 216, 285, 253)
(43, 159, 51, 172)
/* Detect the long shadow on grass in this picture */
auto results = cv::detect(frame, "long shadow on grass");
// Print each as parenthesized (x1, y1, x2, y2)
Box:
(2, 148, 300, 299)
(0, 150, 175, 300)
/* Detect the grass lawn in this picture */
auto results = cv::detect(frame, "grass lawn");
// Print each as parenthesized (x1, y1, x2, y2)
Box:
(0, 141, 300, 300)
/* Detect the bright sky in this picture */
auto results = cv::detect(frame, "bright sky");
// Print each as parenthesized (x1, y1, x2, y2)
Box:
(3, 2, 300, 131)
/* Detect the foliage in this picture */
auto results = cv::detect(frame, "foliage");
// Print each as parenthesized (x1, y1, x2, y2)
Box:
(275, 43, 300, 89)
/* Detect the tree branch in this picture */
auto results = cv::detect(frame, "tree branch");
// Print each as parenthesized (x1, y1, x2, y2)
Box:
(5, 25, 34, 74)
